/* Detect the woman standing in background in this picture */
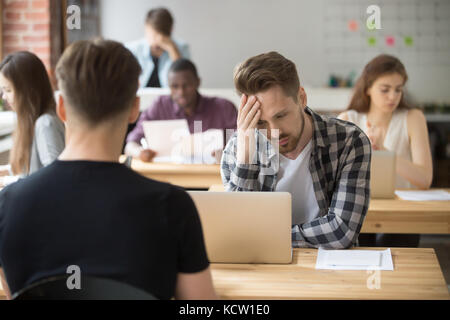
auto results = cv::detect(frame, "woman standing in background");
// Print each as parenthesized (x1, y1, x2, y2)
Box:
(338, 54, 433, 247)
(0, 51, 65, 177)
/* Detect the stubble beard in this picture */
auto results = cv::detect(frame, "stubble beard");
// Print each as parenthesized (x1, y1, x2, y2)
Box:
(280, 108, 306, 155)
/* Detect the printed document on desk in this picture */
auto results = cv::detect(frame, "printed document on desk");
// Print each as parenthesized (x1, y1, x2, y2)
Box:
(143, 120, 223, 164)
(143, 119, 190, 161)
(315, 248, 394, 270)
(395, 190, 450, 201)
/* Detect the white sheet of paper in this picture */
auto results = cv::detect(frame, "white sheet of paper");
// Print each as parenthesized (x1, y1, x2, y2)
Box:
(143, 120, 190, 160)
(326, 250, 381, 266)
(316, 248, 394, 270)
(190, 129, 224, 164)
(143, 120, 223, 164)
(395, 190, 450, 201)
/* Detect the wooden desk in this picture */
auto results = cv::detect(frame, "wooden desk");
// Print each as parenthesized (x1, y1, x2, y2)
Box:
(362, 196, 450, 234)
(127, 158, 222, 189)
(208, 185, 450, 234)
(211, 247, 450, 300)
(209, 184, 226, 192)
(2, 248, 447, 300)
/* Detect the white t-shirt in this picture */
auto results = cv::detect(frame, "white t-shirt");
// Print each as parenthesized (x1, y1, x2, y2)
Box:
(275, 140, 320, 225)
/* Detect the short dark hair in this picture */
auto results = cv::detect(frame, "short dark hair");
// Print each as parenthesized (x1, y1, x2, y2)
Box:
(145, 7, 173, 36)
(234, 51, 300, 103)
(56, 39, 142, 124)
(169, 58, 199, 78)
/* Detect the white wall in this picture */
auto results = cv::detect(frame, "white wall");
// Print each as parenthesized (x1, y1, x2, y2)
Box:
(99, 0, 450, 104)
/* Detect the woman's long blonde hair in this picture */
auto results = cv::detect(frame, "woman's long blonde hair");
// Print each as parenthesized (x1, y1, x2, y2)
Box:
(0, 52, 56, 175)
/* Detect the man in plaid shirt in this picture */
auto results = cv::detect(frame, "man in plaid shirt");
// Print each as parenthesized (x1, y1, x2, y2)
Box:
(221, 52, 372, 249)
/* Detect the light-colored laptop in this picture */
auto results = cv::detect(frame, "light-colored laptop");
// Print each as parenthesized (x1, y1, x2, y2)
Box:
(188, 191, 292, 264)
(370, 150, 396, 199)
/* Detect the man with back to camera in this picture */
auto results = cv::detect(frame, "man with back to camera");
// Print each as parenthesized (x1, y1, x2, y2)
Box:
(221, 51, 372, 249)
(0, 39, 216, 300)
(127, 7, 190, 88)
(125, 58, 238, 162)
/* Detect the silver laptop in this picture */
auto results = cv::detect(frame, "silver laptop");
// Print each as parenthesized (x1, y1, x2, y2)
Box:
(188, 191, 292, 264)
(371, 151, 396, 199)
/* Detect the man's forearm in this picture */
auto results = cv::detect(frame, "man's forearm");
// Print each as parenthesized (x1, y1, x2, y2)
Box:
(167, 42, 181, 61)
(222, 161, 265, 192)
(221, 135, 272, 192)
(292, 215, 358, 249)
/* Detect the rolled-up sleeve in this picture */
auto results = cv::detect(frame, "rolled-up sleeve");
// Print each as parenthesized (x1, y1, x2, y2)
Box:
(221, 134, 263, 191)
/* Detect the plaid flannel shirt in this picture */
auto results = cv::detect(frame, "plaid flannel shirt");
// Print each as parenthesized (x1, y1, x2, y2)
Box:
(221, 107, 372, 249)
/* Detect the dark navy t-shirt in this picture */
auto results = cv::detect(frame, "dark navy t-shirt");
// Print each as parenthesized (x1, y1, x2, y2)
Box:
(0, 160, 209, 299)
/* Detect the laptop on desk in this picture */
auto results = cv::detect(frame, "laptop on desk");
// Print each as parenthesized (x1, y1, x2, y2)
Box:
(188, 191, 292, 264)
(370, 150, 396, 199)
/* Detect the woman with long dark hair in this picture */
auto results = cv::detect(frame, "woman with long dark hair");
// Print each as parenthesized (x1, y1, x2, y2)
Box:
(339, 54, 433, 247)
(0, 51, 65, 176)
(339, 54, 432, 190)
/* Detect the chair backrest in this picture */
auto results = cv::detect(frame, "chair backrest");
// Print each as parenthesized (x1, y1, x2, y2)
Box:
(12, 275, 158, 300)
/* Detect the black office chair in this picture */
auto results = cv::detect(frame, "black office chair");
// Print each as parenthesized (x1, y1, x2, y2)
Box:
(12, 275, 158, 300)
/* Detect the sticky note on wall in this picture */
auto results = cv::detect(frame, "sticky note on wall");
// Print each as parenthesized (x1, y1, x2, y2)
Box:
(404, 36, 414, 46)
(348, 20, 359, 31)
(368, 37, 377, 46)
(386, 36, 395, 46)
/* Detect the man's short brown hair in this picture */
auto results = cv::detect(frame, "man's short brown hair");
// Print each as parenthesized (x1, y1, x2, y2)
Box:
(234, 51, 300, 103)
(145, 7, 173, 36)
(56, 39, 141, 124)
